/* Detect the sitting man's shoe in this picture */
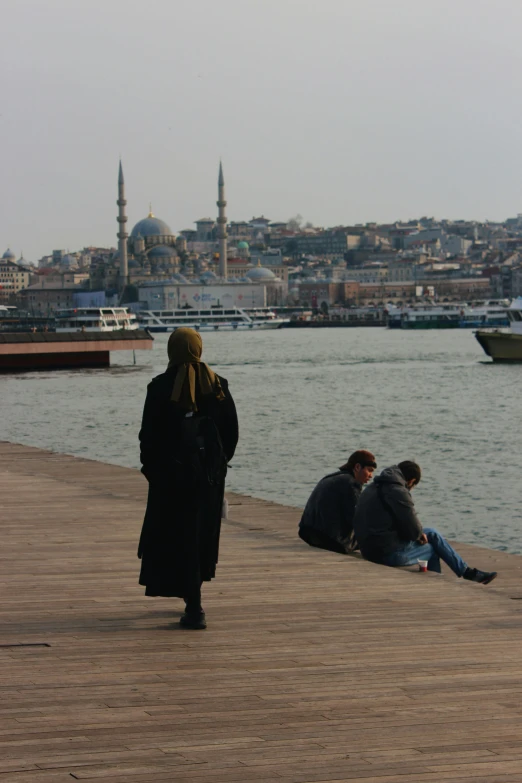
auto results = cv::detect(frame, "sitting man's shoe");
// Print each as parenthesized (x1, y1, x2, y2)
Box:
(463, 567, 497, 585)
(179, 611, 207, 630)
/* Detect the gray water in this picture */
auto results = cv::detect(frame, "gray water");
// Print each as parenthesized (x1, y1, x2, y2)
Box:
(2, 328, 521, 553)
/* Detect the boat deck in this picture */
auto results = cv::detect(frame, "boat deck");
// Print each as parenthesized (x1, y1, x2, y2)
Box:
(2, 441, 522, 782)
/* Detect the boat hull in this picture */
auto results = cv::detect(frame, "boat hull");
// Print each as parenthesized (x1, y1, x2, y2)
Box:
(475, 330, 522, 362)
(401, 321, 460, 329)
(140, 321, 284, 333)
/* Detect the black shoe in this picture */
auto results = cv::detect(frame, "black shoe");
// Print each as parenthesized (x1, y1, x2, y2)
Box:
(179, 611, 207, 630)
(463, 567, 497, 585)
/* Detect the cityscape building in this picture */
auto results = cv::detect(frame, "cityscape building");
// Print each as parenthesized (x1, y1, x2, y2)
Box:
(0, 249, 33, 304)
(10, 160, 522, 309)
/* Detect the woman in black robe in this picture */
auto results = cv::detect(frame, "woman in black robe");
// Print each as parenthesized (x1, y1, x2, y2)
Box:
(138, 328, 239, 629)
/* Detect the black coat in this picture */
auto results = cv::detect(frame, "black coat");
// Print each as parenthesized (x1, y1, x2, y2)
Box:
(298, 470, 362, 553)
(138, 367, 238, 597)
(352, 465, 423, 561)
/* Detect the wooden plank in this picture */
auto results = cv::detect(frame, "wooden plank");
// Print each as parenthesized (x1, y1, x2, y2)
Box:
(1, 440, 522, 782)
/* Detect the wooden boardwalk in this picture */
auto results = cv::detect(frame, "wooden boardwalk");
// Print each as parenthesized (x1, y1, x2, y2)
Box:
(1, 441, 522, 783)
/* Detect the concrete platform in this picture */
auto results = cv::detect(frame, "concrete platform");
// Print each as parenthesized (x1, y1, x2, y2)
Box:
(0, 331, 152, 370)
(1, 440, 522, 782)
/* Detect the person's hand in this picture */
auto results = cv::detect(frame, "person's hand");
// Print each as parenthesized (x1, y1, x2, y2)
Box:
(418, 533, 428, 544)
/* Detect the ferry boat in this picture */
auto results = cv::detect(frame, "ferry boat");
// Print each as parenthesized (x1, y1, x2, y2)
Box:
(397, 305, 462, 329)
(136, 306, 288, 333)
(54, 307, 139, 332)
(459, 301, 510, 328)
(388, 301, 510, 329)
(475, 297, 522, 362)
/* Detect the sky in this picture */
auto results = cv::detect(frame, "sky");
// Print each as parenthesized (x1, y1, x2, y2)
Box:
(2, 0, 522, 261)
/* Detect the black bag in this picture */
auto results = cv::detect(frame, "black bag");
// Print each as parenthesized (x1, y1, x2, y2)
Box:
(179, 413, 228, 486)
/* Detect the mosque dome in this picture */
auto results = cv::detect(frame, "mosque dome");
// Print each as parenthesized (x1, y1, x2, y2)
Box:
(246, 265, 277, 281)
(237, 241, 249, 250)
(128, 259, 140, 269)
(2, 248, 16, 261)
(200, 271, 218, 283)
(147, 245, 176, 259)
(130, 213, 173, 238)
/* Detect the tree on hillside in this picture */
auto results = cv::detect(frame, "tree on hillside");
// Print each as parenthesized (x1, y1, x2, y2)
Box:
(287, 214, 303, 232)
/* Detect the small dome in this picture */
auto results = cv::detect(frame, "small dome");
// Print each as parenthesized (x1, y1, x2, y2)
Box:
(2, 248, 16, 261)
(130, 213, 173, 238)
(246, 265, 276, 281)
(147, 245, 176, 259)
(128, 259, 140, 269)
(237, 241, 249, 250)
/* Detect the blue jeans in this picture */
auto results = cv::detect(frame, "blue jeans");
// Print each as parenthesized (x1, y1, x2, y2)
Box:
(381, 527, 468, 577)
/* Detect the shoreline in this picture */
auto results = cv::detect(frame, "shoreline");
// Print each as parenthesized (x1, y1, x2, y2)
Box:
(2, 438, 521, 583)
(1, 436, 518, 558)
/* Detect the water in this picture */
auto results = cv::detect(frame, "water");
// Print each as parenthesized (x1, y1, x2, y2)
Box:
(2, 328, 521, 553)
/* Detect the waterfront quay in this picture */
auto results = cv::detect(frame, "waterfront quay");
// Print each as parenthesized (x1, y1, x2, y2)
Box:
(0, 331, 152, 371)
(2, 442, 522, 782)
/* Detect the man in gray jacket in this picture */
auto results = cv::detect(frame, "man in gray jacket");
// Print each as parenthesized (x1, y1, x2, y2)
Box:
(353, 461, 497, 584)
(298, 449, 377, 554)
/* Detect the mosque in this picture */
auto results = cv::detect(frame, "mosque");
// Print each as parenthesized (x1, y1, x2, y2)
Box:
(115, 162, 182, 283)
(114, 162, 285, 294)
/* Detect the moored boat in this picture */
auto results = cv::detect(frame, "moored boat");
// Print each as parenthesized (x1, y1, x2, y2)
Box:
(55, 307, 139, 332)
(136, 306, 287, 333)
(459, 301, 510, 328)
(397, 305, 462, 329)
(387, 301, 510, 329)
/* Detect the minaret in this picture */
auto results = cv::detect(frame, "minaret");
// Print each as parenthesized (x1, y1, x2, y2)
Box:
(117, 160, 128, 290)
(217, 161, 228, 279)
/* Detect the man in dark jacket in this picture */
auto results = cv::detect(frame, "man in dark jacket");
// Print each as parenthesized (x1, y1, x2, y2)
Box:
(353, 461, 497, 584)
(298, 449, 377, 554)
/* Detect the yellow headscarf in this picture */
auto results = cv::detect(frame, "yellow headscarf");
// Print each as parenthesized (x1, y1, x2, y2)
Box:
(167, 328, 225, 411)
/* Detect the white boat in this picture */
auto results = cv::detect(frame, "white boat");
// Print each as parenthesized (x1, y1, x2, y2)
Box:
(459, 301, 510, 328)
(137, 306, 288, 333)
(398, 304, 463, 329)
(388, 301, 510, 329)
(475, 297, 522, 361)
(55, 307, 139, 332)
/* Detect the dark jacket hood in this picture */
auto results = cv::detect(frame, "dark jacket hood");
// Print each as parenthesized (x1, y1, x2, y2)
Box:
(373, 466, 406, 487)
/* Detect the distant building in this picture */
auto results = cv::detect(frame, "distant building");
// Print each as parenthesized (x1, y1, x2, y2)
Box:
(138, 282, 268, 310)
(249, 216, 271, 230)
(294, 231, 357, 257)
(18, 272, 89, 313)
(340, 266, 388, 284)
(0, 249, 33, 303)
(195, 218, 216, 242)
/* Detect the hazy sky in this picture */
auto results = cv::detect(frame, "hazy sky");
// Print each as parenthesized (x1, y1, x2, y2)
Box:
(2, 0, 522, 260)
